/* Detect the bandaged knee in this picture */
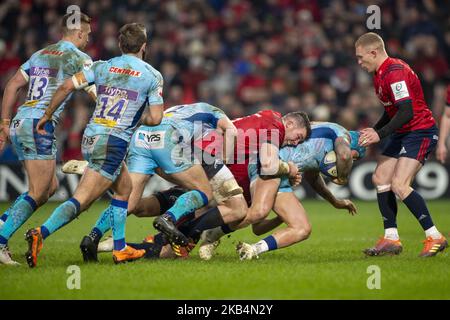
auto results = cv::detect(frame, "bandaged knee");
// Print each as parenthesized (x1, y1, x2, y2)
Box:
(213, 178, 243, 204)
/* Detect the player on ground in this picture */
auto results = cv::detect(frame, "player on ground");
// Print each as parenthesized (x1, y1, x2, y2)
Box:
(24, 23, 164, 267)
(356, 32, 447, 257)
(77, 102, 246, 261)
(200, 122, 361, 260)
(182, 111, 308, 255)
(436, 85, 450, 163)
(86, 109, 310, 258)
(0, 12, 95, 265)
(96, 127, 365, 260)
(235, 127, 365, 260)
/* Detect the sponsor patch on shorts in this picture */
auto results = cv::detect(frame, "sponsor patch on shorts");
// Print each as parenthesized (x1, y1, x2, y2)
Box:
(135, 130, 165, 150)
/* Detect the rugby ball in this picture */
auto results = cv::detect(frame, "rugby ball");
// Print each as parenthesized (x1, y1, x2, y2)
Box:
(319, 151, 338, 178)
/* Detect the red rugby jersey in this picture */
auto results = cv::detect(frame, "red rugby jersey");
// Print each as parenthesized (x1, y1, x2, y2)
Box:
(373, 57, 435, 133)
(199, 110, 285, 163)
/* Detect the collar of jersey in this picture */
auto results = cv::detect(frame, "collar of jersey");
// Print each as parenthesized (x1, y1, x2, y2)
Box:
(59, 40, 78, 50)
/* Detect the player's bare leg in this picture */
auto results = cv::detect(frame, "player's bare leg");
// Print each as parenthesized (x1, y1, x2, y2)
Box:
(237, 192, 311, 260)
(127, 173, 152, 216)
(0, 159, 57, 265)
(80, 164, 134, 262)
(236, 177, 280, 229)
(198, 176, 279, 260)
(130, 194, 161, 217)
(197, 193, 247, 260)
(364, 156, 403, 256)
(390, 157, 447, 257)
(25, 165, 144, 267)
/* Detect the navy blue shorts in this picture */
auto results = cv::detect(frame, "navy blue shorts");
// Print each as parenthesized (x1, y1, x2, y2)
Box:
(381, 126, 438, 164)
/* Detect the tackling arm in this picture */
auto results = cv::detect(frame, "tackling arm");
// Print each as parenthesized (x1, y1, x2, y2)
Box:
(84, 84, 97, 102)
(259, 142, 298, 179)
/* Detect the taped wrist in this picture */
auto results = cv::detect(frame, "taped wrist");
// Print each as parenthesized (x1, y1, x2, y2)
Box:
(276, 161, 290, 176)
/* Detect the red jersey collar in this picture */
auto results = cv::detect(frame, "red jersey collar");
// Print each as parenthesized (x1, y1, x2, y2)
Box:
(375, 57, 392, 76)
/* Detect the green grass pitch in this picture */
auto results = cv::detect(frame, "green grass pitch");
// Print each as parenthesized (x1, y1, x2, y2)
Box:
(0, 200, 449, 300)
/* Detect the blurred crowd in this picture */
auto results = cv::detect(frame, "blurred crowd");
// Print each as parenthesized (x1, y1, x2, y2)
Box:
(0, 0, 449, 162)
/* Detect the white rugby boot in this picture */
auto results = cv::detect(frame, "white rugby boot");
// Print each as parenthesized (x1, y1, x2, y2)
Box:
(198, 227, 224, 260)
(0, 244, 20, 265)
(236, 242, 259, 261)
(97, 236, 114, 252)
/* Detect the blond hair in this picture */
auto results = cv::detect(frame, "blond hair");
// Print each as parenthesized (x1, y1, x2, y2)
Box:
(355, 32, 385, 51)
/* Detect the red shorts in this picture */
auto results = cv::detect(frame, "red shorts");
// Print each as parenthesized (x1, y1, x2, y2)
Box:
(227, 162, 251, 205)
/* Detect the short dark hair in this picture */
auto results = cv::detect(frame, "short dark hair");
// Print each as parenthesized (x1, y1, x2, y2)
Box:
(283, 111, 312, 139)
(61, 12, 91, 35)
(118, 23, 147, 54)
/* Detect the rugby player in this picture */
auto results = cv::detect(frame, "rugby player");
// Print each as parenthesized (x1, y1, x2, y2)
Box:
(0, 12, 95, 265)
(24, 23, 164, 267)
(78, 102, 246, 261)
(235, 126, 365, 260)
(201, 122, 362, 260)
(356, 32, 447, 257)
(96, 125, 364, 260)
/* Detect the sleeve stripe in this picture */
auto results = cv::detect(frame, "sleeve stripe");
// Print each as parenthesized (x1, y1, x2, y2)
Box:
(19, 68, 29, 82)
(72, 73, 88, 89)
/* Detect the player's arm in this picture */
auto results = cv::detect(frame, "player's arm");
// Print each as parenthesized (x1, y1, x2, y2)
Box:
(216, 117, 237, 164)
(0, 69, 29, 151)
(360, 101, 413, 147)
(36, 72, 86, 134)
(375, 101, 413, 139)
(142, 72, 164, 126)
(142, 104, 164, 126)
(252, 216, 283, 236)
(373, 111, 391, 131)
(304, 170, 357, 215)
(334, 136, 353, 185)
(436, 106, 450, 163)
(259, 142, 298, 179)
